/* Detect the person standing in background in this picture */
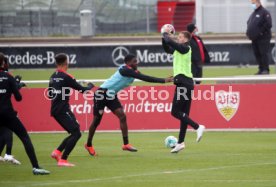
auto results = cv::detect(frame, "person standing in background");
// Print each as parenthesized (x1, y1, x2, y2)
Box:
(187, 23, 210, 84)
(246, 0, 272, 75)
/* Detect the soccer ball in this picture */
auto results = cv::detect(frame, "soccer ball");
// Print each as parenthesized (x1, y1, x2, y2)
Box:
(164, 136, 178, 148)
(160, 24, 175, 35)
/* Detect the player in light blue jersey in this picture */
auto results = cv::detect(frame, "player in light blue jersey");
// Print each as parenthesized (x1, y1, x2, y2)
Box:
(85, 54, 173, 155)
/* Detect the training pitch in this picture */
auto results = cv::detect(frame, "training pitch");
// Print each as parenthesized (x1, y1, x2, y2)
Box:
(1, 66, 275, 186)
(0, 132, 275, 187)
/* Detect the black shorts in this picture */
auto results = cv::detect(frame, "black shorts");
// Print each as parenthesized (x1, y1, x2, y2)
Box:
(172, 74, 194, 115)
(53, 110, 80, 133)
(93, 88, 122, 116)
(171, 84, 192, 116)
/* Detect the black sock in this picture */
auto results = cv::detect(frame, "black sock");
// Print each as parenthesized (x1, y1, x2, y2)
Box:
(123, 136, 129, 145)
(61, 131, 81, 160)
(178, 121, 187, 143)
(57, 136, 70, 152)
(86, 135, 93, 147)
(5, 129, 13, 155)
(87, 118, 101, 147)
(23, 137, 39, 168)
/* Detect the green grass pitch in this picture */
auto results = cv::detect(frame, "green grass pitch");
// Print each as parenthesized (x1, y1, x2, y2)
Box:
(9, 66, 273, 87)
(1, 66, 275, 186)
(0, 132, 276, 187)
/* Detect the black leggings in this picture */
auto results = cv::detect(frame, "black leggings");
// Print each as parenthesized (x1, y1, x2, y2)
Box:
(171, 84, 199, 143)
(0, 126, 13, 155)
(53, 111, 82, 160)
(0, 113, 39, 168)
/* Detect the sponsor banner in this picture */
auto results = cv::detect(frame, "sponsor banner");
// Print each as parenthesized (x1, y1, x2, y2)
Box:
(0, 43, 274, 68)
(12, 84, 276, 132)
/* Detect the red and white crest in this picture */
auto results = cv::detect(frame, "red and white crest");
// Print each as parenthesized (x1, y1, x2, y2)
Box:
(215, 91, 240, 121)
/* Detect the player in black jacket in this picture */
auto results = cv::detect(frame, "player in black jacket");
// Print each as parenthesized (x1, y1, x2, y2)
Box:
(187, 23, 210, 84)
(0, 56, 21, 165)
(48, 53, 94, 167)
(246, 0, 272, 75)
(0, 52, 50, 175)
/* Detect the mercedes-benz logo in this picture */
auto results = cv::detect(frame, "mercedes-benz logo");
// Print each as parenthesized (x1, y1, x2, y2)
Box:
(111, 46, 129, 66)
(272, 46, 276, 63)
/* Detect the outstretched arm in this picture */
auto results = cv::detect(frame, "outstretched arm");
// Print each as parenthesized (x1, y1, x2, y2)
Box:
(119, 68, 171, 83)
(66, 76, 94, 92)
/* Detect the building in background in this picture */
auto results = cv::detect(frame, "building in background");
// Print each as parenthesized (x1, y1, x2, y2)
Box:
(157, 0, 195, 32)
(196, 0, 275, 33)
(0, 0, 274, 37)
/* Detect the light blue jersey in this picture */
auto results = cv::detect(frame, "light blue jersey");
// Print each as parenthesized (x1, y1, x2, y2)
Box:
(100, 65, 135, 96)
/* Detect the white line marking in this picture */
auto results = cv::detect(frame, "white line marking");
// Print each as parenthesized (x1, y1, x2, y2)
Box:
(2, 161, 274, 187)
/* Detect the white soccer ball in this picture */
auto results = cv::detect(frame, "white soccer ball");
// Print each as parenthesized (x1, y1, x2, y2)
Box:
(160, 24, 175, 35)
(164, 136, 178, 148)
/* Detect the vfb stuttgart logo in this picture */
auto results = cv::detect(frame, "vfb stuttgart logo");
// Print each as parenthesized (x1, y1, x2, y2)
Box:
(215, 91, 240, 121)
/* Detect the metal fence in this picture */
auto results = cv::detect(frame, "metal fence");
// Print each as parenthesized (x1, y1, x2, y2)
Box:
(0, 0, 158, 37)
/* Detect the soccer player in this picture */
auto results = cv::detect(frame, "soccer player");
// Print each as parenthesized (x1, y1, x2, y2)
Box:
(162, 30, 205, 153)
(0, 52, 50, 175)
(49, 53, 94, 167)
(0, 57, 21, 165)
(85, 54, 173, 156)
